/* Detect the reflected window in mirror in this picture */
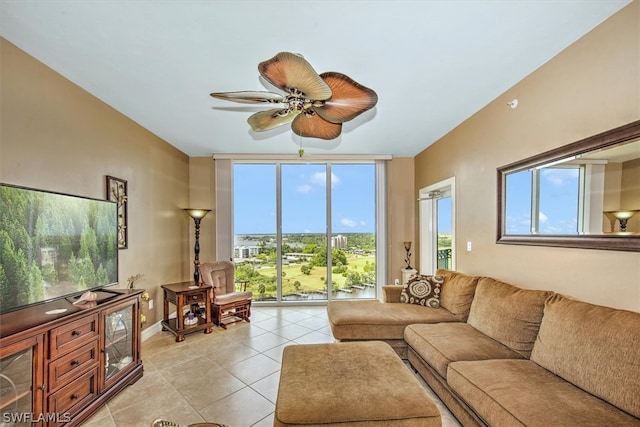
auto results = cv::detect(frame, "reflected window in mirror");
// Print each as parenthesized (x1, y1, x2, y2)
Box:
(505, 162, 607, 235)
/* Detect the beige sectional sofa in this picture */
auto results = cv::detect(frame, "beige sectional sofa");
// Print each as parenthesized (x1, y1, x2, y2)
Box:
(327, 270, 640, 427)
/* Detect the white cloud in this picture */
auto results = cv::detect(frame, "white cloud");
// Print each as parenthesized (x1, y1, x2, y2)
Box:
(539, 212, 548, 223)
(541, 168, 578, 186)
(311, 171, 340, 186)
(341, 218, 357, 227)
(296, 184, 312, 194)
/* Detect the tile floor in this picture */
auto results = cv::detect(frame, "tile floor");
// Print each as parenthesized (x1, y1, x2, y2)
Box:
(81, 306, 461, 427)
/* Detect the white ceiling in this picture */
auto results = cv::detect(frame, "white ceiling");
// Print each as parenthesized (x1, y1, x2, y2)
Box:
(0, 1, 631, 157)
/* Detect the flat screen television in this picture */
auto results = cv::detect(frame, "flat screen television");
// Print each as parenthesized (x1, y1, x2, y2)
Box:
(0, 183, 118, 314)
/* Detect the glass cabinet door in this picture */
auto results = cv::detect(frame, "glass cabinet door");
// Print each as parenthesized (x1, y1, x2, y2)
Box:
(103, 301, 136, 386)
(0, 336, 43, 427)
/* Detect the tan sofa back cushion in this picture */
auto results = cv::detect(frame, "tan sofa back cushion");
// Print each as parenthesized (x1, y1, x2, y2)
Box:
(435, 269, 479, 321)
(467, 277, 552, 358)
(531, 294, 640, 418)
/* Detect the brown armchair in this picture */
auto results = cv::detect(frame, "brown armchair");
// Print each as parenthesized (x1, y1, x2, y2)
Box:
(199, 261, 252, 329)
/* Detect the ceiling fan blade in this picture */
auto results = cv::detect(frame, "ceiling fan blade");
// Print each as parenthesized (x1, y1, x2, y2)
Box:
(314, 72, 378, 124)
(210, 91, 284, 104)
(258, 52, 332, 101)
(247, 108, 298, 132)
(291, 113, 342, 140)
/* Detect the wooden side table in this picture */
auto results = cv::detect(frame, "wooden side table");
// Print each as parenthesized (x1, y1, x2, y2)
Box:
(161, 281, 213, 342)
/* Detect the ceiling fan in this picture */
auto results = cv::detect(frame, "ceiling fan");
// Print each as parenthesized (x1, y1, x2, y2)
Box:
(210, 52, 378, 140)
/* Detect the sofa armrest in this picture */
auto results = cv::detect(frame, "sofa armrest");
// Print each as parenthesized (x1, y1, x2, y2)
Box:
(382, 285, 403, 303)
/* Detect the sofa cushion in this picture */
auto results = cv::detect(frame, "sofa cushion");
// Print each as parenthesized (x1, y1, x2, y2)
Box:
(327, 299, 460, 340)
(466, 277, 552, 358)
(404, 323, 524, 378)
(400, 274, 443, 307)
(531, 294, 640, 418)
(435, 269, 479, 321)
(448, 359, 639, 427)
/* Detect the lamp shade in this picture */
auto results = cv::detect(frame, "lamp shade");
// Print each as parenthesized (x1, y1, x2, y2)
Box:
(606, 210, 639, 221)
(184, 209, 211, 219)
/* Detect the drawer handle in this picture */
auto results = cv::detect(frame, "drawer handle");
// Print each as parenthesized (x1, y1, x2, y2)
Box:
(71, 330, 81, 336)
(39, 384, 46, 391)
(70, 360, 80, 366)
(71, 394, 79, 400)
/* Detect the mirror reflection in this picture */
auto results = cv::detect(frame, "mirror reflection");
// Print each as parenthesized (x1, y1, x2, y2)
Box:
(504, 138, 640, 235)
(497, 120, 640, 251)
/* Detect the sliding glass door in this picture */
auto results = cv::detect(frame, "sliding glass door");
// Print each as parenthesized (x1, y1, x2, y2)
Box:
(233, 161, 379, 303)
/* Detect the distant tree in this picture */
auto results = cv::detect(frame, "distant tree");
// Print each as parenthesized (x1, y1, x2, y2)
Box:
(363, 261, 376, 273)
(311, 247, 347, 267)
(300, 264, 312, 275)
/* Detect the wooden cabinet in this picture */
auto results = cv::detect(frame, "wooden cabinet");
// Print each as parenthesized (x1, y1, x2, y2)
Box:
(0, 335, 45, 426)
(0, 289, 143, 426)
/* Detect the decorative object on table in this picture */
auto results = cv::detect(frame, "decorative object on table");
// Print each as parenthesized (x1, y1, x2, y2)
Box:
(106, 175, 128, 249)
(210, 51, 378, 141)
(184, 311, 198, 326)
(604, 210, 639, 233)
(72, 290, 97, 305)
(127, 273, 144, 289)
(403, 241, 413, 269)
(400, 274, 444, 307)
(183, 209, 212, 284)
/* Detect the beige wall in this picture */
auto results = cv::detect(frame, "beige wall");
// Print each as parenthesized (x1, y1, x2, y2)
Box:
(1, 38, 192, 329)
(387, 158, 416, 283)
(188, 157, 217, 271)
(414, 2, 640, 312)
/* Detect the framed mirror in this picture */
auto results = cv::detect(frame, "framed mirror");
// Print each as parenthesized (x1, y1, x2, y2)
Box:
(497, 120, 640, 251)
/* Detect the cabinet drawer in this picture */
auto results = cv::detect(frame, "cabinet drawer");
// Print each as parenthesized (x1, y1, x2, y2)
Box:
(49, 314, 99, 358)
(47, 367, 97, 424)
(48, 340, 99, 391)
(185, 292, 206, 304)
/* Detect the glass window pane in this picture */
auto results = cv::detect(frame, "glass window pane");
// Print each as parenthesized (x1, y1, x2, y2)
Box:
(281, 164, 328, 301)
(436, 196, 452, 270)
(233, 161, 380, 303)
(505, 170, 532, 234)
(538, 167, 580, 234)
(331, 164, 376, 299)
(233, 164, 277, 301)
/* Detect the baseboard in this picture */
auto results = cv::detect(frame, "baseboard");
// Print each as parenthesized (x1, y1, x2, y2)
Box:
(141, 311, 176, 342)
(141, 320, 163, 341)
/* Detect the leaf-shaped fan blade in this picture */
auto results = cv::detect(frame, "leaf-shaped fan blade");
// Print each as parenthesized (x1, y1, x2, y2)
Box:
(247, 108, 298, 132)
(291, 114, 342, 140)
(258, 52, 332, 101)
(314, 72, 378, 124)
(210, 91, 284, 104)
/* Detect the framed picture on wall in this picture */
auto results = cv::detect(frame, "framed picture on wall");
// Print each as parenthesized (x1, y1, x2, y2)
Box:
(106, 175, 128, 249)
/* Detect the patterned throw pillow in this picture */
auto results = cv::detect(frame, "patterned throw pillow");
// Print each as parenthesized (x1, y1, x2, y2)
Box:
(400, 274, 444, 308)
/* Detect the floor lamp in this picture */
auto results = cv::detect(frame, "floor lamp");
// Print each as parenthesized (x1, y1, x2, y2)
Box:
(184, 209, 211, 284)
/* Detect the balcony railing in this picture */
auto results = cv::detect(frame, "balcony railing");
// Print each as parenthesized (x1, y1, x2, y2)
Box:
(437, 248, 452, 270)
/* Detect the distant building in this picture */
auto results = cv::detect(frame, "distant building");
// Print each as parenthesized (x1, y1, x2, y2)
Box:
(234, 245, 260, 259)
(331, 235, 347, 249)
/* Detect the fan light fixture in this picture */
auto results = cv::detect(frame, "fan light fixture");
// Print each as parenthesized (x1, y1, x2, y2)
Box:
(210, 52, 378, 140)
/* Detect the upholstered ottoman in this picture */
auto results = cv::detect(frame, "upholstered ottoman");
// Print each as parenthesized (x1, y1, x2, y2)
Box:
(274, 341, 441, 427)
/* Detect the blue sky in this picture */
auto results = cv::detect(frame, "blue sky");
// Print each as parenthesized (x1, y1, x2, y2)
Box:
(234, 163, 376, 234)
